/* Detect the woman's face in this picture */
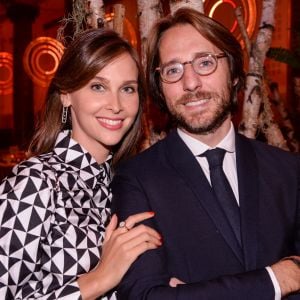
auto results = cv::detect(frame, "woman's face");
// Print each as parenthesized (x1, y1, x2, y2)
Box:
(61, 52, 140, 163)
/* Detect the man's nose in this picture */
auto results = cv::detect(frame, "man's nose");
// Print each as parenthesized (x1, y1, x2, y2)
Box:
(182, 64, 202, 92)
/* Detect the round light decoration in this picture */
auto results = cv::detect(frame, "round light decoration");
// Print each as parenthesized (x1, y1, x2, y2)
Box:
(204, 0, 258, 42)
(23, 37, 64, 87)
(0, 52, 13, 95)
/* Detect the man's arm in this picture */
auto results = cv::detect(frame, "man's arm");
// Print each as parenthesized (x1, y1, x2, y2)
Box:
(111, 170, 289, 300)
(271, 258, 300, 297)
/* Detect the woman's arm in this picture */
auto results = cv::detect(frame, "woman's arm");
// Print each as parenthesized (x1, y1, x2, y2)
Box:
(0, 161, 54, 299)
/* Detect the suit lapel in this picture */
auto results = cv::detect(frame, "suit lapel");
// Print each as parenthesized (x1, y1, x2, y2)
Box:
(236, 134, 259, 271)
(166, 131, 244, 265)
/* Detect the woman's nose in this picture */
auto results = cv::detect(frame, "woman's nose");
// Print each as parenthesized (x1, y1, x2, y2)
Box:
(107, 94, 122, 113)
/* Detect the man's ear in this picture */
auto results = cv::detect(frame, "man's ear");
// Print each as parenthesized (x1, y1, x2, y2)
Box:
(60, 93, 71, 107)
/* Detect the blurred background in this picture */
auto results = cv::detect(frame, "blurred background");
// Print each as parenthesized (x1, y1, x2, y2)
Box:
(0, 0, 299, 179)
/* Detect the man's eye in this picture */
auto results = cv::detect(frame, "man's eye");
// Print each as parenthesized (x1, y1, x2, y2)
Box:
(165, 66, 181, 76)
(197, 58, 214, 69)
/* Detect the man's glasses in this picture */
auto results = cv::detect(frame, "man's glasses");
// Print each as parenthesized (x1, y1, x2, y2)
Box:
(156, 52, 227, 83)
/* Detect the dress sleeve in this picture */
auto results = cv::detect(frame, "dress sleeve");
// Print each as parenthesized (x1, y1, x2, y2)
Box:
(0, 160, 81, 299)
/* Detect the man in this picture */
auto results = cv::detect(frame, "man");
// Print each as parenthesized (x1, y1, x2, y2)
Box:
(112, 8, 300, 299)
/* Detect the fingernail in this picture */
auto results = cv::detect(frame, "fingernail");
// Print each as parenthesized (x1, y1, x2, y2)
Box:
(149, 211, 155, 215)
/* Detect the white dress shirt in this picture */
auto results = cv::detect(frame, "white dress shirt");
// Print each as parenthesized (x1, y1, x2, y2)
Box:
(177, 123, 281, 300)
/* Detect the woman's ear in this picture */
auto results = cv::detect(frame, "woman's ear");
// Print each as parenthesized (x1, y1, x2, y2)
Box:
(60, 93, 71, 107)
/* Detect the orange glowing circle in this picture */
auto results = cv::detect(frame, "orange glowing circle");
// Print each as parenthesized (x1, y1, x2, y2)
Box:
(0, 52, 13, 95)
(23, 37, 64, 87)
(204, 0, 257, 42)
(209, 0, 237, 33)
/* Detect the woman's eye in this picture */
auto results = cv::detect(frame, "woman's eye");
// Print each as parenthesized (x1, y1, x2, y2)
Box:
(91, 83, 105, 91)
(122, 86, 137, 94)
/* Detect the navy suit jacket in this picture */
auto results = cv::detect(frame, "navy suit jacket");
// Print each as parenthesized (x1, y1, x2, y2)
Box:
(112, 130, 300, 299)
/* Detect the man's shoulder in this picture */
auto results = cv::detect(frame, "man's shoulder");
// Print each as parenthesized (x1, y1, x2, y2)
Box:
(237, 133, 299, 164)
(116, 133, 176, 173)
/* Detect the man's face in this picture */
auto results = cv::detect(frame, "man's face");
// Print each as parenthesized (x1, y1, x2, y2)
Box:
(158, 24, 234, 137)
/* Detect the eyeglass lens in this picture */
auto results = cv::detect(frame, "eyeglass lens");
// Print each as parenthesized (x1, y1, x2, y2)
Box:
(160, 53, 223, 83)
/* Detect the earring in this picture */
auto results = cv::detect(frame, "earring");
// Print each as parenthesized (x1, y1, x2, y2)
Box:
(61, 106, 68, 124)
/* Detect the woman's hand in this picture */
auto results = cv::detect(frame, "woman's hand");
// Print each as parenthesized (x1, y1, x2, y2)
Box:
(78, 211, 162, 299)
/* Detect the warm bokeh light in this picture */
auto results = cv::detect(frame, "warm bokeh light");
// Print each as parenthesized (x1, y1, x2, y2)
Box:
(0, 52, 13, 95)
(23, 37, 64, 87)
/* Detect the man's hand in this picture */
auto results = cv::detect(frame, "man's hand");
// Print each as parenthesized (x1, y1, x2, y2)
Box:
(169, 277, 185, 287)
(271, 256, 300, 297)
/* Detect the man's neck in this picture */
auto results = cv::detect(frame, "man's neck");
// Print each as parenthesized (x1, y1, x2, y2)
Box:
(179, 117, 232, 148)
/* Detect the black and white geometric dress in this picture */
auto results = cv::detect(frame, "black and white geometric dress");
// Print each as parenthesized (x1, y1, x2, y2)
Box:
(0, 131, 116, 299)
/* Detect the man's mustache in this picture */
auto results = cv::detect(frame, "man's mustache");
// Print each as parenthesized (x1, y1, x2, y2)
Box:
(177, 91, 219, 104)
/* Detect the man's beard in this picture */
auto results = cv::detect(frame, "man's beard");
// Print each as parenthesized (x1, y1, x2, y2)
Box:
(167, 89, 235, 135)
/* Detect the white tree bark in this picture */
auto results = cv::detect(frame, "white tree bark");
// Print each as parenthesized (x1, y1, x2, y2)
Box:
(169, 0, 204, 14)
(269, 82, 299, 151)
(137, 0, 162, 68)
(113, 4, 125, 36)
(239, 0, 277, 139)
(235, 6, 251, 55)
(85, 0, 105, 28)
(259, 81, 289, 150)
(294, 77, 300, 99)
(137, 0, 163, 150)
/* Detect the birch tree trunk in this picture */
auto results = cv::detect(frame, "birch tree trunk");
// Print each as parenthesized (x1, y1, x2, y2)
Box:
(137, 0, 163, 150)
(259, 81, 289, 150)
(235, 6, 251, 55)
(238, 0, 277, 138)
(113, 4, 125, 36)
(85, 0, 105, 28)
(169, 0, 204, 14)
(137, 0, 162, 68)
(269, 82, 299, 151)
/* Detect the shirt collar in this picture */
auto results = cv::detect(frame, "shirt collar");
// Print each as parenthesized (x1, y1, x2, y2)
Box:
(177, 122, 236, 156)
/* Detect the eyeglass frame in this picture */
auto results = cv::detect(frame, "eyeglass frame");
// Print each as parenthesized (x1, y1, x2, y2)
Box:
(156, 52, 227, 83)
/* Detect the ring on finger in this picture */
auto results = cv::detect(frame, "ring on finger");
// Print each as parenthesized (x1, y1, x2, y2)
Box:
(119, 221, 130, 231)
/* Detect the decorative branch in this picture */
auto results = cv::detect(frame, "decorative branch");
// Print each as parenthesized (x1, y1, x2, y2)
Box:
(57, 0, 106, 44)
(239, 0, 278, 139)
(235, 6, 251, 55)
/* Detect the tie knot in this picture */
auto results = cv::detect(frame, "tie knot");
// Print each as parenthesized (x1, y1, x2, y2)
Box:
(202, 148, 226, 169)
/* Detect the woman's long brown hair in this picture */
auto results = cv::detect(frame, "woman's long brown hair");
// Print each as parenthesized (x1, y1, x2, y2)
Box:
(28, 28, 146, 166)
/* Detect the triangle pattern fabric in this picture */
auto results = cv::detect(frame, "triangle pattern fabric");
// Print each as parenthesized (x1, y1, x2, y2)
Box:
(0, 130, 115, 299)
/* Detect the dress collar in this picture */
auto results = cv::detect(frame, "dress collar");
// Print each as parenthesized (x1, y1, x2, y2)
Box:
(53, 130, 113, 188)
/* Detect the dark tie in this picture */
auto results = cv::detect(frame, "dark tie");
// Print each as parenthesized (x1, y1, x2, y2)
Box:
(202, 148, 241, 246)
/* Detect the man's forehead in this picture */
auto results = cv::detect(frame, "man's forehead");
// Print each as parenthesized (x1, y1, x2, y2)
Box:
(158, 25, 218, 63)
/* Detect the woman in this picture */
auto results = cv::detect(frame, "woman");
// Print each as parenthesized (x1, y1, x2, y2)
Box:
(0, 28, 162, 299)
